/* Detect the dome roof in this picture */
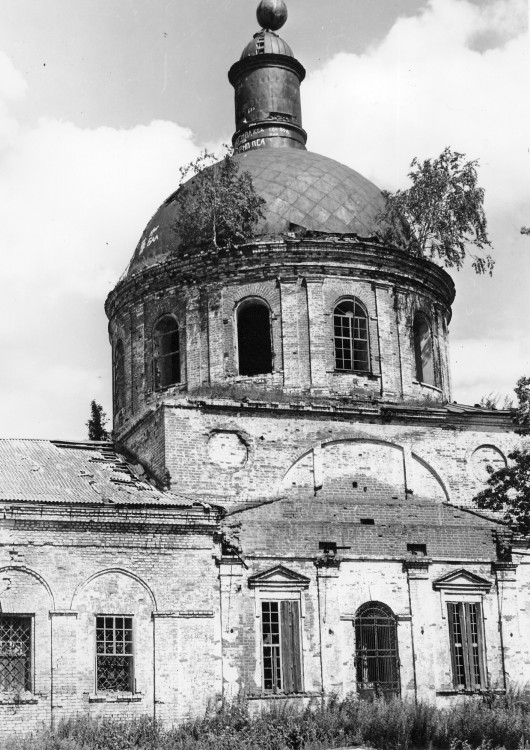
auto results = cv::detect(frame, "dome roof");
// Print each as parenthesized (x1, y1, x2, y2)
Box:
(241, 30, 293, 59)
(126, 148, 386, 278)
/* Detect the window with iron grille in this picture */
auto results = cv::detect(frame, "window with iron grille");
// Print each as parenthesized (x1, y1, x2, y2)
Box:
(95, 616, 134, 692)
(153, 316, 180, 389)
(447, 602, 486, 690)
(261, 601, 302, 693)
(333, 299, 370, 372)
(354, 602, 400, 698)
(413, 313, 434, 385)
(0, 615, 32, 692)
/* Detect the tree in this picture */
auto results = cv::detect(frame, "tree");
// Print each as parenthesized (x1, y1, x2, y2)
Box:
(173, 149, 266, 251)
(377, 147, 494, 275)
(474, 376, 530, 534)
(87, 400, 109, 441)
(521, 227, 530, 235)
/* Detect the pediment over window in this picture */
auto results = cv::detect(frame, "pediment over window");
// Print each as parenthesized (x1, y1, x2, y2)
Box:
(248, 565, 311, 590)
(432, 569, 492, 593)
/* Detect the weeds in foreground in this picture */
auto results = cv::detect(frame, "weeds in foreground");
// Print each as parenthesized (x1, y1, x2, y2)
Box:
(1, 691, 529, 750)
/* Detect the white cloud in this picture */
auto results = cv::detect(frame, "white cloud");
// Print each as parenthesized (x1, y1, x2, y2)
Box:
(0, 86, 206, 438)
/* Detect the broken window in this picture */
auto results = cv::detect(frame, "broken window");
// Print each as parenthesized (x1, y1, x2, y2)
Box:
(354, 602, 400, 698)
(153, 316, 180, 389)
(114, 340, 126, 412)
(447, 602, 486, 690)
(413, 313, 434, 385)
(237, 300, 273, 376)
(95, 616, 134, 692)
(0, 615, 32, 692)
(334, 299, 370, 372)
(261, 600, 302, 693)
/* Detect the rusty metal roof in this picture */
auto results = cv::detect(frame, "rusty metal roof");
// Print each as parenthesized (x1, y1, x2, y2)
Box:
(126, 149, 386, 278)
(0, 439, 206, 508)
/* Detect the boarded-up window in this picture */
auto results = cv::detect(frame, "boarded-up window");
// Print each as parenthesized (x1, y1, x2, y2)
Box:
(261, 600, 302, 693)
(153, 316, 180, 389)
(447, 602, 486, 689)
(114, 340, 126, 412)
(96, 616, 134, 692)
(237, 300, 273, 376)
(0, 615, 32, 692)
(355, 602, 400, 698)
(334, 299, 370, 372)
(413, 313, 434, 385)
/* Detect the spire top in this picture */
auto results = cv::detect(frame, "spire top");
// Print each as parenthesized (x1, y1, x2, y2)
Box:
(256, 0, 288, 32)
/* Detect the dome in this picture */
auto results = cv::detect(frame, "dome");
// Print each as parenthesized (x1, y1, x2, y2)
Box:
(240, 30, 293, 59)
(126, 148, 386, 278)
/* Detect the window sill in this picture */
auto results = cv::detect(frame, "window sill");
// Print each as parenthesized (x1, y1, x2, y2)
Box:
(0, 692, 38, 705)
(412, 380, 442, 393)
(330, 370, 380, 380)
(88, 693, 143, 703)
(436, 688, 499, 696)
(247, 692, 323, 700)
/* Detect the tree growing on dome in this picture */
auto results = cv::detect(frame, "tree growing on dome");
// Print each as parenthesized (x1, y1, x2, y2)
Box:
(173, 150, 266, 251)
(376, 147, 494, 275)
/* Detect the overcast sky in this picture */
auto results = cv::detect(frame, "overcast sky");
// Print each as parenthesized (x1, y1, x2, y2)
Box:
(0, 0, 528, 439)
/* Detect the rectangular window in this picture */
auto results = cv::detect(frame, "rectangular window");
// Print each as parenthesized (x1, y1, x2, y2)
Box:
(447, 602, 486, 690)
(95, 616, 134, 692)
(0, 615, 32, 692)
(261, 601, 302, 693)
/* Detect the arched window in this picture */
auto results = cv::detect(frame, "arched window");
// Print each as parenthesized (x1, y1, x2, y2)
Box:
(237, 300, 273, 376)
(153, 316, 180, 389)
(333, 299, 370, 372)
(354, 602, 400, 699)
(413, 313, 434, 385)
(114, 340, 125, 412)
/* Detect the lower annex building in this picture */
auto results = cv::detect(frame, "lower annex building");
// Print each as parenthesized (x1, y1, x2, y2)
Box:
(1, 0, 529, 735)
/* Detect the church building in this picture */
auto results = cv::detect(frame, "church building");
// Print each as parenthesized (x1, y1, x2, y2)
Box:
(1, 0, 529, 735)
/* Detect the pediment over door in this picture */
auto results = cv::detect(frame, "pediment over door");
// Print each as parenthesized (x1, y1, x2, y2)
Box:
(248, 565, 311, 590)
(432, 569, 492, 593)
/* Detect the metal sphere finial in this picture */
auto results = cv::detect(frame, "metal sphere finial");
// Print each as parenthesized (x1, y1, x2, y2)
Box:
(256, 0, 288, 32)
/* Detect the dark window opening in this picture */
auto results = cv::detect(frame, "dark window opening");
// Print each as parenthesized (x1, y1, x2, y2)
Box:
(96, 616, 134, 692)
(447, 602, 486, 690)
(355, 602, 400, 699)
(319, 541, 338, 554)
(407, 543, 427, 556)
(360, 518, 375, 525)
(413, 313, 434, 385)
(237, 301, 273, 376)
(154, 316, 180, 389)
(334, 299, 370, 372)
(262, 600, 302, 693)
(114, 340, 126, 412)
(0, 615, 32, 692)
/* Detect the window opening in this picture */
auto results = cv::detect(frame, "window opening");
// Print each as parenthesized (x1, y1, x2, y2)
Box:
(447, 602, 486, 690)
(96, 616, 134, 692)
(114, 340, 125, 412)
(261, 600, 302, 693)
(334, 300, 370, 372)
(407, 543, 427, 556)
(413, 313, 434, 385)
(360, 518, 375, 525)
(0, 615, 32, 692)
(154, 316, 180, 389)
(237, 301, 273, 376)
(355, 602, 400, 698)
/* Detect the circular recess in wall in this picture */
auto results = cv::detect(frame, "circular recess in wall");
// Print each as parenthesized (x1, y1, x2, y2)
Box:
(207, 431, 248, 471)
(470, 445, 507, 483)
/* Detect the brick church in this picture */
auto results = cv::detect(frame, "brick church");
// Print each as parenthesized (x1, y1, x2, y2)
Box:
(1, 0, 528, 734)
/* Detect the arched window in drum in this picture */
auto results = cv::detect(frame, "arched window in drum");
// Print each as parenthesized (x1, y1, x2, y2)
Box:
(333, 299, 370, 372)
(153, 316, 180, 389)
(237, 299, 273, 376)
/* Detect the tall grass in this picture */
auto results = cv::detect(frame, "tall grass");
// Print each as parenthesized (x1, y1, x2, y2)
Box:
(1, 691, 529, 750)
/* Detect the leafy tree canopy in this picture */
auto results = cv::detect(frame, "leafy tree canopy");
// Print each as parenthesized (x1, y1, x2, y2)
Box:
(173, 149, 266, 251)
(474, 376, 530, 534)
(377, 147, 494, 275)
(87, 400, 109, 441)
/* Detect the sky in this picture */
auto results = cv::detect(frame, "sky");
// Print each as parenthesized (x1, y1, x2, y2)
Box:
(0, 0, 528, 439)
